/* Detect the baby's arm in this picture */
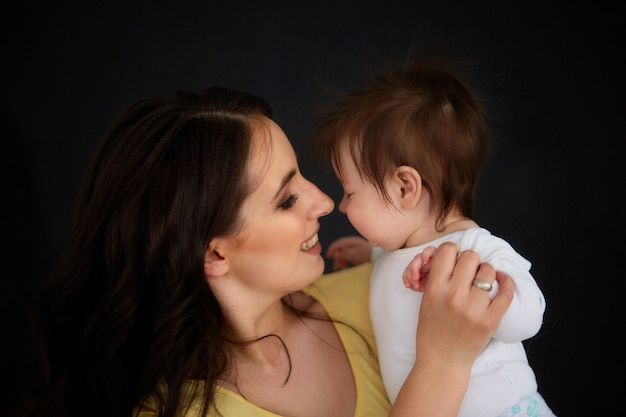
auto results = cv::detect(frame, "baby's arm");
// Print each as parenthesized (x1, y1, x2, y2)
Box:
(402, 246, 437, 291)
(490, 259, 546, 342)
(325, 236, 372, 271)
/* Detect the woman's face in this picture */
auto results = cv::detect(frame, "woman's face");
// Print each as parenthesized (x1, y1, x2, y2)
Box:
(222, 118, 334, 295)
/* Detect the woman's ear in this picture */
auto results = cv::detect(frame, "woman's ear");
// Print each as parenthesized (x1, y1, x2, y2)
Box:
(391, 165, 422, 209)
(204, 238, 230, 278)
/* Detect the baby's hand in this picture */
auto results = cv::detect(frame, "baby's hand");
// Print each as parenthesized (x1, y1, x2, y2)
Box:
(402, 246, 437, 291)
(326, 236, 371, 271)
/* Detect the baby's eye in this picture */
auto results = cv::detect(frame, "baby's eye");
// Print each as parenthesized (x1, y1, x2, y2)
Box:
(344, 192, 353, 200)
(279, 194, 299, 210)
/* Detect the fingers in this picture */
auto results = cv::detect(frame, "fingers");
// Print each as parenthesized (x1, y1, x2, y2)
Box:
(461, 259, 513, 339)
(402, 260, 422, 290)
(416, 246, 435, 291)
(332, 259, 349, 271)
(424, 242, 466, 291)
(325, 236, 371, 270)
(466, 266, 513, 337)
(470, 261, 496, 295)
(421, 246, 436, 261)
(487, 271, 514, 321)
(402, 246, 436, 291)
(324, 239, 342, 259)
(326, 237, 353, 271)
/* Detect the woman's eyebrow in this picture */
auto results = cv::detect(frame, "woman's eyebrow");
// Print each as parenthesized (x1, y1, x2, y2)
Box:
(273, 169, 297, 200)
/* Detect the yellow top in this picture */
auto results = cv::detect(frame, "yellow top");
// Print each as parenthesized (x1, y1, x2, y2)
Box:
(135, 262, 391, 416)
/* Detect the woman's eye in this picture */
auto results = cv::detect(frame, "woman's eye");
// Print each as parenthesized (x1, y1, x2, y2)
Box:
(279, 194, 299, 210)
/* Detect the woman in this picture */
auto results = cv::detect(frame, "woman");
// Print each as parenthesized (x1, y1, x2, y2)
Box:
(21, 87, 512, 417)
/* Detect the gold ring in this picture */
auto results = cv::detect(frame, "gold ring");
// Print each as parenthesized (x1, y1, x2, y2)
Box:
(472, 279, 492, 292)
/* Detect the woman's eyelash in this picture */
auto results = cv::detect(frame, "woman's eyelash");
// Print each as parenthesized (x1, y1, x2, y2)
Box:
(278, 194, 299, 210)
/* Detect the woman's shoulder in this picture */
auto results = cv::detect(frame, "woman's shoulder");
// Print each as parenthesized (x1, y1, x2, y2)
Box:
(135, 382, 279, 417)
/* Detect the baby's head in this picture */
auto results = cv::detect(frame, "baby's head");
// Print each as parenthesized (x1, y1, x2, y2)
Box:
(311, 61, 492, 230)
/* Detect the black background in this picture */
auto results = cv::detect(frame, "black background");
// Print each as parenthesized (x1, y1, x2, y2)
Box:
(2, 1, 622, 415)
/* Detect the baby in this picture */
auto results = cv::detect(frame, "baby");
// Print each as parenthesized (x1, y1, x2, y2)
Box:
(311, 61, 556, 417)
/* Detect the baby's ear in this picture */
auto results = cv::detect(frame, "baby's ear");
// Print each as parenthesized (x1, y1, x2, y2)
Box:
(204, 238, 230, 278)
(391, 165, 422, 209)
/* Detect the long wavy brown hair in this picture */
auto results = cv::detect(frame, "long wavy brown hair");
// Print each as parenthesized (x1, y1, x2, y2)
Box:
(18, 87, 274, 417)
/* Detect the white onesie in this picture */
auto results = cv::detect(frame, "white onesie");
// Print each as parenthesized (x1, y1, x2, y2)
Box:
(370, 227, 551, 417)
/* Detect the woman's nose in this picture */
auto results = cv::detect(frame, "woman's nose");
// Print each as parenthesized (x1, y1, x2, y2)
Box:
(311, 183, 335, 218)
(318, 191, 335, 217)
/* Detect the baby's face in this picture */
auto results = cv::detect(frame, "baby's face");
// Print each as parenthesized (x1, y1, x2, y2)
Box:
(333, 143, 405, 251)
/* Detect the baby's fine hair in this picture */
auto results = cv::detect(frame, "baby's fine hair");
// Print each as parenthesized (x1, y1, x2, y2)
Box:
(311, 61, 491, 229)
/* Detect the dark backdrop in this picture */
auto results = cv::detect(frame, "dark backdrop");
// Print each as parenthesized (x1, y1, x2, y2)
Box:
(2, 1, 621, 415)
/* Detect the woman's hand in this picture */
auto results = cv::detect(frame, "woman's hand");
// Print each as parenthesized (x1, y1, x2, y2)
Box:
(416, 242, 512, 364)
(325, 235, 372, 270)
(390, 242, 514, 417)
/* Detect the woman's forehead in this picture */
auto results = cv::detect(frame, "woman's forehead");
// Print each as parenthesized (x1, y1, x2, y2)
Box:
(247, 118, 297, 190)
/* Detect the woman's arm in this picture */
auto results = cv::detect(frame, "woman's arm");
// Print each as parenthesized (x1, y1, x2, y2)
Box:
(389, 242, 514, 417)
